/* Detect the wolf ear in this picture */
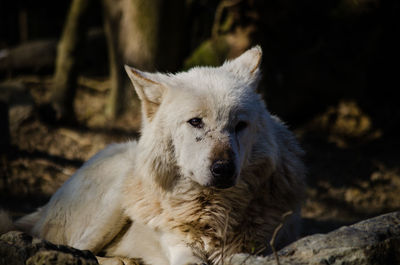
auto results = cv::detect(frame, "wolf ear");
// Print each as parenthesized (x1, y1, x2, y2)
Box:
(223, 45, 262, 79)
(124, 65, 165, 121)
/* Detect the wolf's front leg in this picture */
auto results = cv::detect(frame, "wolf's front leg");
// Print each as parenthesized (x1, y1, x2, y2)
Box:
(161, 234, 207, 265)
(168, 244, 206, 265)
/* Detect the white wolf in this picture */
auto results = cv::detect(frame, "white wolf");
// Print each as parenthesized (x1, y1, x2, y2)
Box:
(10, 46, 305, 265)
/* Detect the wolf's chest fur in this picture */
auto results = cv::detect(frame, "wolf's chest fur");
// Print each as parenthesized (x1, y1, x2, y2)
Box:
(122, 166, 287, 263)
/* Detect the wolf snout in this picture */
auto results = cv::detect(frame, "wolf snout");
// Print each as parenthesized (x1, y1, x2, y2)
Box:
(210, 159, 236, 189)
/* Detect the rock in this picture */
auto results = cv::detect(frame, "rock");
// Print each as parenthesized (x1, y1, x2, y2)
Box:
(0, 231, 98, 265)
(229, 211, 400, 265)
(1, 212, 399, 265)
(26, 250, 98, 265)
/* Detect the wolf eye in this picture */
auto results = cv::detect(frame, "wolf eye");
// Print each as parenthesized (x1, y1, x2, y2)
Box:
(235, 121, 248, 133)
(188, 118, 203, 128)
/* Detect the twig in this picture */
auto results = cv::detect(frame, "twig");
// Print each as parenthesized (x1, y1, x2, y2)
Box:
(269, 211, 293, 265)
(236, 210, 293, 265)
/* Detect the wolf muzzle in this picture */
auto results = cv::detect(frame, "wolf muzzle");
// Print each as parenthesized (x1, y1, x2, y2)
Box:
(210, 159, 236, 189)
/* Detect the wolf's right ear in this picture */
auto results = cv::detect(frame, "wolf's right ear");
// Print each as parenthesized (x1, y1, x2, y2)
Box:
(124, 65, 165, 121)
(223, 45, 262, 81)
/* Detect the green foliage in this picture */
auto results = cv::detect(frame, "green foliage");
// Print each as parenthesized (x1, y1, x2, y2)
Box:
(183, 37, 230, 70)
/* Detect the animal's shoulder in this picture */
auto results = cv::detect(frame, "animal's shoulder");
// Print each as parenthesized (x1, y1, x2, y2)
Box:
(80, 141, 138, 172)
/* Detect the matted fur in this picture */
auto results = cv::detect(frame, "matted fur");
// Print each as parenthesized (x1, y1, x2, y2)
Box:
(12, 46, 305, 265)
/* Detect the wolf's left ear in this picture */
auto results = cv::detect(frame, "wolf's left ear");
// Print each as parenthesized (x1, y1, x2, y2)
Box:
(124, 65, 165, 121)
(223, 45, 262, 80)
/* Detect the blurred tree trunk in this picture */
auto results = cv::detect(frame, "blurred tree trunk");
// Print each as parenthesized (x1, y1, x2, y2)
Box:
(50, 0, 93, 122)
(102, 0, 186, 119)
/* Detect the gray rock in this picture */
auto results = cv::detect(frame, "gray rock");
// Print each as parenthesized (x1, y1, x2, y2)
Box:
(229, 211, 400, 265)
(0, 231, 98, 265)
(1, 212, 399, 265)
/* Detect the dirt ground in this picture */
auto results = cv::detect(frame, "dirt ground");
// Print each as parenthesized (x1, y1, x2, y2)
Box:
(1, 76, 399, 237)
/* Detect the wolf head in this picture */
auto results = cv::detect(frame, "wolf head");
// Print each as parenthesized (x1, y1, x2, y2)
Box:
(125, 46, 278, 190)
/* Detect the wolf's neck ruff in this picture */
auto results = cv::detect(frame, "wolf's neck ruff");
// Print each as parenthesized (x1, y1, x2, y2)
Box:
(123, 130, 301, 264)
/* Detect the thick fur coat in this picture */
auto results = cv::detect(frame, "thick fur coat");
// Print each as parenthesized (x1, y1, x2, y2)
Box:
(13, 46, 306, 265)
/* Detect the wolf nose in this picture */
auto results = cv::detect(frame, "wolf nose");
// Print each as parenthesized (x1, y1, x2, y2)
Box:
(210, 160, 236, 189)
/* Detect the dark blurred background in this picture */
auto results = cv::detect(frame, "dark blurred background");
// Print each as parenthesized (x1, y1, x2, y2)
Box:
(0, 0, 399, 235)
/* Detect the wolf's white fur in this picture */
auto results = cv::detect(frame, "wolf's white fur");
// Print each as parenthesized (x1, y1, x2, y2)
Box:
(12, 46, 305, 265)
